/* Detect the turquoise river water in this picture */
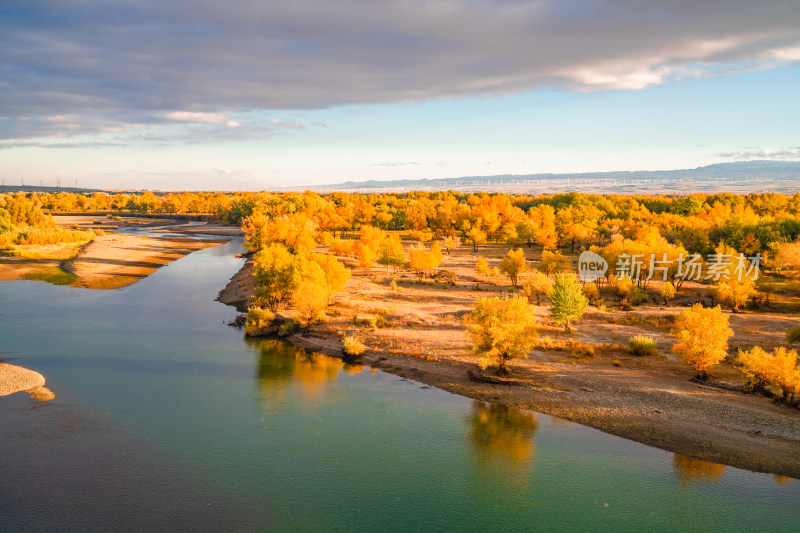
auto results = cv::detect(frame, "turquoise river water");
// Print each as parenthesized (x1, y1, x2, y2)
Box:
(1, 237, 799, 532)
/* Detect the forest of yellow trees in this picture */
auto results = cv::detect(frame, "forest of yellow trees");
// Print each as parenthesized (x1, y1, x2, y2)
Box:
(3, 188, 800, 406)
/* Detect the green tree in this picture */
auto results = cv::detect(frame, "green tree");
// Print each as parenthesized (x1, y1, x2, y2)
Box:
(548, 273, 588, 331)
(464, 296, 538, 374)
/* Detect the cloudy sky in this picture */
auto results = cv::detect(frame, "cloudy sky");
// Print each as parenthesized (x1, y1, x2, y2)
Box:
(2, 0, 800, 190)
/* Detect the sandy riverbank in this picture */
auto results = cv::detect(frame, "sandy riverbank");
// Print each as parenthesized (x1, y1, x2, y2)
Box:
(218, 246, 800, 479)
(65, 233, 225, 289)
(0, 362, 55, 401)
(0, 217, 232, 289)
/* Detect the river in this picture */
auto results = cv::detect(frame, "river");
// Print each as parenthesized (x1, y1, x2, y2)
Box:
(1, 238, 798, 532)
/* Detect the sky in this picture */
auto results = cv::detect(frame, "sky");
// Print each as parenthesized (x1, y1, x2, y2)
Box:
(2, 0, 800, 191)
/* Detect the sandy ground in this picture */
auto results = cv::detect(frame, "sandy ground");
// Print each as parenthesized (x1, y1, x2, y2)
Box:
(219, 243, 800, 479)
(0, 362, 55, 401)
(66, 233, 224, 289)
(0, 216, 231, 289)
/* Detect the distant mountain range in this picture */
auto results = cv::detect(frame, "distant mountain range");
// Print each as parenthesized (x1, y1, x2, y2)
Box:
(303, 160, 800, 195)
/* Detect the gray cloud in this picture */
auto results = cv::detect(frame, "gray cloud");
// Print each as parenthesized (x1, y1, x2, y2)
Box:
(0, 140, 124, 150)
(3, 0, 800, 140)
(717, 145, 800, 160)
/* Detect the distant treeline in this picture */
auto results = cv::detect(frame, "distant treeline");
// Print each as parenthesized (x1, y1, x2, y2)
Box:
(4, 189, 800, 255)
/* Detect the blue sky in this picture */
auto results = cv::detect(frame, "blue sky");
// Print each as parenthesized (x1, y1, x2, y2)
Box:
(2, 1, 800, 190)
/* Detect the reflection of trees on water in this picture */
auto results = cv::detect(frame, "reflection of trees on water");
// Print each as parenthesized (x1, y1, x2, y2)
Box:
(673, 454, 725, 484)
(245, 337, 364, 413)
(466, 401, 538, 494)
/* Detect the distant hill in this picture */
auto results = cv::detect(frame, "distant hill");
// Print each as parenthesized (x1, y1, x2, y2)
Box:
(301, 160, 800, 195)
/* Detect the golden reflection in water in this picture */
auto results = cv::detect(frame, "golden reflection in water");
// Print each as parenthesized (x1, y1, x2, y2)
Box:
(466, 401, 538, 492)
(246, 338, 364, 412)
(773, 474, 794, 486)
(673, 454, 726, 484)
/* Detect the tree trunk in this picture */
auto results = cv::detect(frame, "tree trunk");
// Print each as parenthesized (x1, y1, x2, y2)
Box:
(497, 359, 509, 375)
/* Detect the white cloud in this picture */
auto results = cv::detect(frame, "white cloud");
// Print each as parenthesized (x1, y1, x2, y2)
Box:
(165, 111, 231, 124)
(716, 145, 800, 160)
(372, 161, 422, 167)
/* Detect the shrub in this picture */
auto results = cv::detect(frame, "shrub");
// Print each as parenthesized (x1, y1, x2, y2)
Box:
(409, 229, 434, 242)
(342, 335, 367, 357)
(571, 344, 595, 358)
(786, 325, 800, 345)
(278, 320, 296, 336)
(244, 306, 275, 337)
(628, 335, 658, 356)
(583, 281, 599, 304)
(629, 286, 648, 306)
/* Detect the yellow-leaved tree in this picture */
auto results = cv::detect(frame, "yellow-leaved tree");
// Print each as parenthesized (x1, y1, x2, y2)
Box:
(712, 242, 756, 312)
(407, 243, 442, 278)
(738, 346, 800, 404)
(521, 271, 553, 305)
(243, 212, 317, 254)
(671, 304, 733, 380)
(310, 253, 351, 302)
(499, 248, 528, 287)
(464, 296, 538, 375)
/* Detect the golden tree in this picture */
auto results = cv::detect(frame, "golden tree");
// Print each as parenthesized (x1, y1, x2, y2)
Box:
(671, 304, 733, 380)
(464, 296, 538, 374)
(475, 256, 490, 280)
(310, 253, 351, 301)
(739, 346, 800, 404)
(291, 257, 330, 327)
(521, 271, 553, 305)
(407, 243, 442, 278)
(660, 281, 676, 305)
(441, 234, 461, 254)
(462, 224, 487, 252)
(537, 249, 570, 275)
(252, 243, 298, 309)
(243, 212, 317, 253)
(499, 248, 528, 287)
(712, 242, 756, 312)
